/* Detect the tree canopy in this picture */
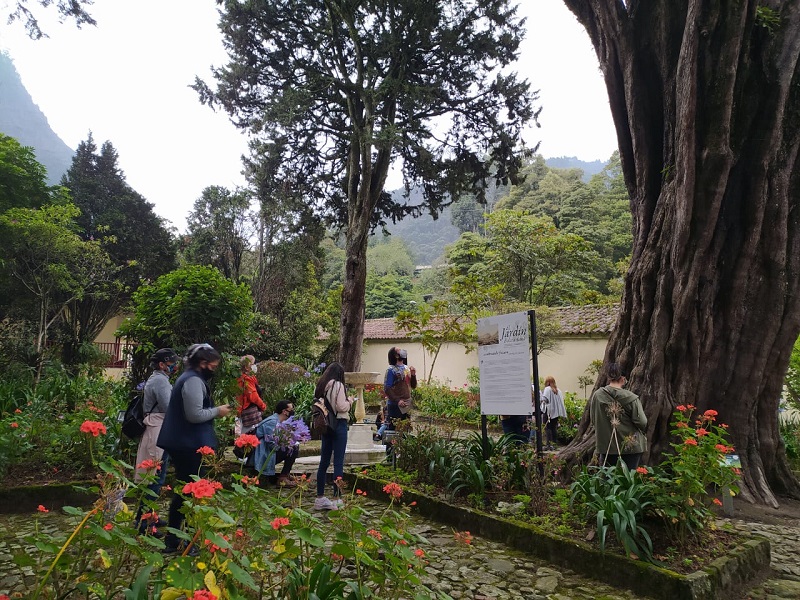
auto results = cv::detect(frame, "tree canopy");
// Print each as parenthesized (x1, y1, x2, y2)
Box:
(195, 0, 538, 370)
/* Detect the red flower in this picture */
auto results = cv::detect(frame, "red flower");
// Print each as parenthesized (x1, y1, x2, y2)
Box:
(414, 548, 425, 558)
(241, 476, 259, 486)
(713, 498, 723, 506)
(103, 523, 113, 531)
(720, 423, 729, 429)
(331, 553, 343, 561)
(454, 530, 473, 545)
(271, 517, 290, 530)
(675, 405, 687, 412)
(636, 467, 648, 474)
(696, 428, 708, 436)
(686, 404, 696, 410)
(396, 539, 408, 545)
(684, 438, 698, 446)
(14, 408, 22, 414)
(1, 594, 10, 600)
(191, 591, 217, 600)
(234, 434, 260, 450)
(675, 422, 689, 428)
(196, 446, 215, 456)
(79, 420, 107, 437)
(204, 539, 221, 553)
(383, 482, 403, 499)
(10, 422, 19, 428)
(703, 409, 718, 418)
(37, 504, 49, 513)
(137, 459, 161, 471)
(409, 501, 417, 506)
(182, 479, 223, 499)
(367, 529, 382, 540)
(141, 511, 158, 522)
(235, 528, 245, 538)
(715, 444, 728, 453)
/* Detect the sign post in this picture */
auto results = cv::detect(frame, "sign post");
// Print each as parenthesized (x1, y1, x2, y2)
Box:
(529, 310, 544, 472)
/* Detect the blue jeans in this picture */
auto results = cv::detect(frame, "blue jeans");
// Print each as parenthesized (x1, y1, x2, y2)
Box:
(317, 418, 348, 497)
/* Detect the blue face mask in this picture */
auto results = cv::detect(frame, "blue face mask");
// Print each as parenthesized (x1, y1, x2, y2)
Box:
(166, 363, 177, 374)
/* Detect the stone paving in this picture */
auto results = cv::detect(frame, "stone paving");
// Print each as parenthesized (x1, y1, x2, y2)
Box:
(2, 493, 799, 599)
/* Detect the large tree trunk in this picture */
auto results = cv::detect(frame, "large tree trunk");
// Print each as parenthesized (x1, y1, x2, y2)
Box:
(561, 0, 800, 506)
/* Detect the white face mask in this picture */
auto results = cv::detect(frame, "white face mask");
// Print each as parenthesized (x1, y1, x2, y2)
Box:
(250, 364, 258, 374)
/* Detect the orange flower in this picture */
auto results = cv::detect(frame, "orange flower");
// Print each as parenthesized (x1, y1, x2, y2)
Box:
(684, 438, 698, 446)
(686, 404, 696, 410)
(396, 539, 408, 545)
(14, 408, 22, 414)
(703, 409, 718, 418)
(241, 476, 260, 486)
(715, 444, 727, 452)
(454, 530, 473, 545)
(103, 523, 113, 531)
(713, 498, 722, 506)
(675, 422, 688, 428)
(409, 501, 417, 506)
(696, 428, 708, 436)
(204, 539, 222, 553)
(675, 405, 687, 412)
(271, 517, 290, 530)
(182, 479, 223, 498)
(137, 459, 161, 471)
(234, 434, 260, 449)
(37, 504, 49, 513)
(356, 489, 364, 495)
(720, 423, 729, 429)
(10, 422, 19, 428)
(79, 420, 107, 437)
(383, 482, 403, 499)
(235, 528, 245, 538)
(196, 446, 215, 456)
(331, 553, 343, 561)
(636, 467, 648, 474)
(141, 511, 158, 522)
(367, 529, 383, 540)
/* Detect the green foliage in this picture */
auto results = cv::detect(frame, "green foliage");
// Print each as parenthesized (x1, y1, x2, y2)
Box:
(365, 275, 414, 318)
(256, 360, 310, 410)
(396, 300, 475, 383)
(556, 393, 585, 444)
(0, 132, 64, 212)
(184, 185, 251, 282)
(570, 464, 654, 561)
(784, 333, 800, 411)
(780, 419, 800, 467)
(412, 384, 481, 423)
(117, 265, 253, 379)
(282, 377, 316, 421)
(9, 459, 444, 599)
(755, 5, 781, 33)
(646, 406, 741, 544)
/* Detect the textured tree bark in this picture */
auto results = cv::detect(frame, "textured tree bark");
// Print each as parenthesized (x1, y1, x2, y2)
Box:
(561, 0, 800, 506)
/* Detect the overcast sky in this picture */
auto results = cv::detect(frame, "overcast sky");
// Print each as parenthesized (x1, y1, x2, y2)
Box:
(0, 1, 616, 232)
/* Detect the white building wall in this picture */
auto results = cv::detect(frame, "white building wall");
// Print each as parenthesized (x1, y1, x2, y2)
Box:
(361, 335, 609, 394)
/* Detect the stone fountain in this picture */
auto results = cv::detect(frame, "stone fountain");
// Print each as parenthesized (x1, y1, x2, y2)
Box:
(343, 371, 384, 463)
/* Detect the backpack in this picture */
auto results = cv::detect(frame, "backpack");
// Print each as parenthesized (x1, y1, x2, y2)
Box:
(310, 385, 337, 440)
(121, 389, 148, 439)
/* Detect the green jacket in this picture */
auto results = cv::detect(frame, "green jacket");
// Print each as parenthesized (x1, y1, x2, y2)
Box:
(590, 386, 647, 455)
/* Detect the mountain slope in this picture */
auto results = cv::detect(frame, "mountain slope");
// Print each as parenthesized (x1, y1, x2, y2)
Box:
(0, 52, 74, 184)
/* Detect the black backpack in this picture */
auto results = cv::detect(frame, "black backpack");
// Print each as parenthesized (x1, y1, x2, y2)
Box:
(121, 389, 148, 439)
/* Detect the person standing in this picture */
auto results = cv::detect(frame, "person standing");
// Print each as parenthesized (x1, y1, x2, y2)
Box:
(157, 343, 232, 553)
(541, 375, 567, 450)
(314, 362, 352, 511)
(134, 348, 178, 532)
(236, 355, 267, 434)
(384, 347, 417, 427)
(590, 362, 647, 470)
(253, 400, 299, 487)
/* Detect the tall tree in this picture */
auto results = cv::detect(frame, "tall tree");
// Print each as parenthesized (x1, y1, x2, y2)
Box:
(561, 1, 800, 505)
(184, 185, 252, 282)
(195, 0, 537, 370)
(59, 134, 177, 368)
(5, 0, 94, 39)
(0, 133, 59, 212)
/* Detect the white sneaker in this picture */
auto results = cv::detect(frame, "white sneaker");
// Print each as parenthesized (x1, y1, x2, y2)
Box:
(313, 497, 337, 511)
(333, 498, 345, 508)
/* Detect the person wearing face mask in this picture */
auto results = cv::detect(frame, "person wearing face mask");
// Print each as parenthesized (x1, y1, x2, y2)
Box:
(134, 348, 178, 533)
(157, 343, 232, 554)
(236, 355, 267, 434)
(252, 400, 299, 487)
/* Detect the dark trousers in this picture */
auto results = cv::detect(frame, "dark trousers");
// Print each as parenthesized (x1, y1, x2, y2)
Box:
(165, 448, 205, 550)
(501, 415, 528, 445)
(545, 417, 560, 445)
(599, 453, 643, 470)
(135, 452, 170, 528)
(317, 418, 348, 497)
(267, 447, 297, 483)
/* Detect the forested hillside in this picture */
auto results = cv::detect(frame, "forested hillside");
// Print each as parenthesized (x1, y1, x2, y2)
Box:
(0, 52, 73, 184)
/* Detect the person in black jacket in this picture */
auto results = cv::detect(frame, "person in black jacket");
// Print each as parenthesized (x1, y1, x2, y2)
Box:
(157, 343, 231, 554)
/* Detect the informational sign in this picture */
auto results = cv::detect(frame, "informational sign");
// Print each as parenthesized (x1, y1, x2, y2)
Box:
(477, 311, 533, 416)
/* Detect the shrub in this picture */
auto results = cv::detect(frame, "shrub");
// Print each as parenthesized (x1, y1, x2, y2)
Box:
(557, 392, 585, 444)
(413, 384, 481, 424)
(256, 360, 309, 410)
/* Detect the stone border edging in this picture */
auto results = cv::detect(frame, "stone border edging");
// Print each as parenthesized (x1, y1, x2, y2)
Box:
(0, 481, 96, 514)
(345, 473, 770, 600)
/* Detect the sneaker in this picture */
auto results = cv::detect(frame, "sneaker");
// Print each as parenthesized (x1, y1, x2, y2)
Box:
(313, 496, 337, 511)
(333, 498, 345, 509)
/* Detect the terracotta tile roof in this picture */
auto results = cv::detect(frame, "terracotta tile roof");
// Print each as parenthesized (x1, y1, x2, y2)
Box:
(360, 304, 618, 340)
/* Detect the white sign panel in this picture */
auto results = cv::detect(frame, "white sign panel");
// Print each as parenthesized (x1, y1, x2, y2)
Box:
(477, 311, 533, 416)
